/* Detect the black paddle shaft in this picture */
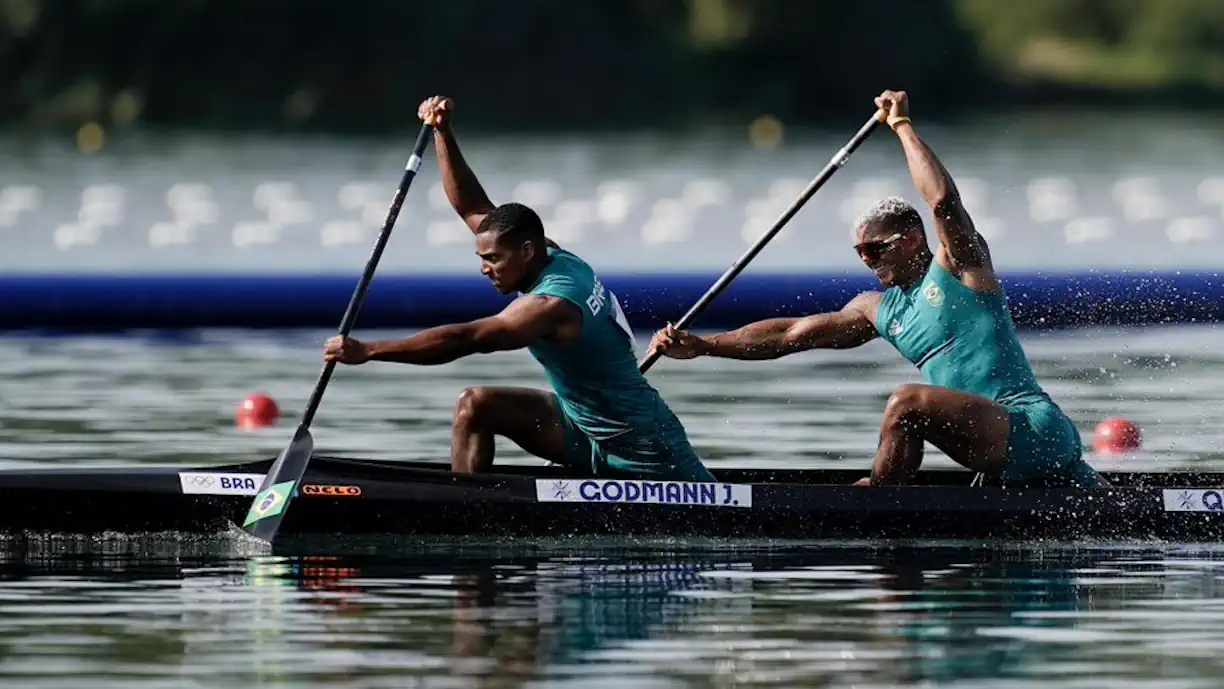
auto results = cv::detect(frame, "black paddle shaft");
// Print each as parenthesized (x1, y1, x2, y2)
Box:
(637, 114, 882, 373)
(241, 123, 433, 543)
(300, 123, 433, 428)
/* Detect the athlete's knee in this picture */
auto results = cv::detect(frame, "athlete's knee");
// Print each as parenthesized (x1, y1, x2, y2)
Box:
(881, 384, 934, 430)
(453, 386, 496, 428)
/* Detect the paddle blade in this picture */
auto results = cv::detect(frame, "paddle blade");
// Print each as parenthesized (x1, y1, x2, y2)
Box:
(241, 427, 314, 542)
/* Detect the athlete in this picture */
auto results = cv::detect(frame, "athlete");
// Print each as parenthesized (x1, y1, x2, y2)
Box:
(324, 96, 714, 483)
(648, 89, 1103, 489)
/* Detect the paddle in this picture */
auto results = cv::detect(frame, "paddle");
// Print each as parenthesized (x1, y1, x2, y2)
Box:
(240, 123, 434, 544)
(637, 113, 882, 373)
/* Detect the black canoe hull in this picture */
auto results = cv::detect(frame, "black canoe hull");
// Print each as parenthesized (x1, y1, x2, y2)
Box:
(1, 456, 1222, 542)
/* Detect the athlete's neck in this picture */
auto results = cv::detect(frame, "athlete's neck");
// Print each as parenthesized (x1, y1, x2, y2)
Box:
(514, 251, 553, 293)
(895, 250, 935, 290)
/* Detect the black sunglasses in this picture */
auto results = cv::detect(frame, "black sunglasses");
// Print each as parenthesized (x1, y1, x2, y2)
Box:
(854, 232, 905, 260)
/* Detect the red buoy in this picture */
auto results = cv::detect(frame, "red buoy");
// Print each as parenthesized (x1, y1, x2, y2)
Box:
(1093, 416, 1141, 454)
(236, 393, 280, 429)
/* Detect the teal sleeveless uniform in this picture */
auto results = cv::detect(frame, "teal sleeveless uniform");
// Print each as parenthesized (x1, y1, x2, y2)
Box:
(523, 247, 715, 482)
(873, 258, 1099, 487)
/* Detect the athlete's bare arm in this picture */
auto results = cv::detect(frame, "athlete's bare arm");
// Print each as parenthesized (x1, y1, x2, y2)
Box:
(419, 96, 562, 252)
(324, 296, 581, 366)
(649, 292, 880, 361)
(418, 96, 495, 233)
(877, 90, 1001, 294)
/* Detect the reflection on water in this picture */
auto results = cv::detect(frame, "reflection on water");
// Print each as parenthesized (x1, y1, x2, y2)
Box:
(0, 537, 1221, 687)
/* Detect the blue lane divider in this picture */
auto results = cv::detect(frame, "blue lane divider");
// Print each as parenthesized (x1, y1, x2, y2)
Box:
(0, 271, 1220, 331)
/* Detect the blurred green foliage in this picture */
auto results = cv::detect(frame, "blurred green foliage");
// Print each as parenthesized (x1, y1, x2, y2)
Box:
(956, 0, 1224, 89)
(1, 0, 1222, 134)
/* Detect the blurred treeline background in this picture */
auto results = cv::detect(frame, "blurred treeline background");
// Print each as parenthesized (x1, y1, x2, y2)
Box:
(3, 0, 1223, 135)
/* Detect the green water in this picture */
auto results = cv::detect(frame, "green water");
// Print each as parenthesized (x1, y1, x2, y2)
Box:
(0, 323, 1222, 686)
(0, 538, 1221, 688)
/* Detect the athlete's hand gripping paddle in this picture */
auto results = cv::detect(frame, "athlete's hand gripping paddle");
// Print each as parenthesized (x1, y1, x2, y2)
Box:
(638, 113, 882, 373)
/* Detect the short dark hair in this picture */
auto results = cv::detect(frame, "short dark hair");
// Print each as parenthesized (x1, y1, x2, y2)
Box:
(476, 202, 545, 246)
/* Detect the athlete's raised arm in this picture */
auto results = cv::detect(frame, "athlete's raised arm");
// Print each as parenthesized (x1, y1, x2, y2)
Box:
(323, 295, 580, 367)
(421, 96, 563, 251)
(419, 96, 495, 234)
(648, 292, 881, 361)
(876, 90, 1000, 293)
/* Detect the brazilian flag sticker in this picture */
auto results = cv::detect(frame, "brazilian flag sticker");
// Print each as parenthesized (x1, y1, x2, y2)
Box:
(243, 480, 296, 527)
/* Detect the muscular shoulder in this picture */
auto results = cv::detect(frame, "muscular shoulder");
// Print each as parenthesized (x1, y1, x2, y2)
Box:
(517, 293, 583, 344)
(506, 293, 582, 329)
(843, 291, 883, 327)
(467, 294, 582, 352)
(935, 244, 1002, 294)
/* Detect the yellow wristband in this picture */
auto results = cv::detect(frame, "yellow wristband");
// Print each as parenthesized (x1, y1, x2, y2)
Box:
(889, 116, 911, 131)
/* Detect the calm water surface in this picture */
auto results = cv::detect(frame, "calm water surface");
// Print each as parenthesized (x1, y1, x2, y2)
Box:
(0, 539, 1221, 688)
(0, 324, 1221, 471)
(1, 324, 1223, 686)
